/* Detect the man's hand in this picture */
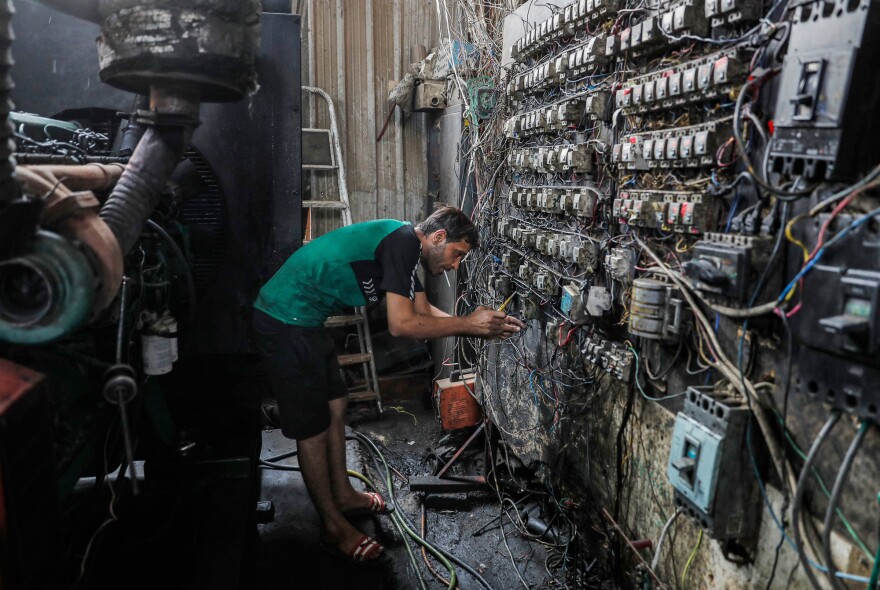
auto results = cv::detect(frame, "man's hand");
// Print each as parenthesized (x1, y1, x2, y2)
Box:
(466, 306, 524, 339)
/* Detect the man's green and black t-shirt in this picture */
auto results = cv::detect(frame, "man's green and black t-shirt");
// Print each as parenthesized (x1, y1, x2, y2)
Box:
(255, 219, 424, 326)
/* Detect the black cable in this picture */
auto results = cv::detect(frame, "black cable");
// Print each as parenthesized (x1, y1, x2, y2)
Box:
(145, 219, 197, 325)
(258, 460, 300, 471)
(821, 422, 870, 590)
(263, 450, 298, 462)
(792, 412, 841, 590)
(765, 530, 787, 590)
(731, 77, 814, 199)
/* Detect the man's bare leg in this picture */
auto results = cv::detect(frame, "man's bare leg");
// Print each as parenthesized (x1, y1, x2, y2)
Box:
(327, 396, 378, 512)
(297, 429, 379, 554)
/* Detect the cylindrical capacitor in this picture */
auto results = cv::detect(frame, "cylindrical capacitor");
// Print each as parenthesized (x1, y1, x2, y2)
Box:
(629, 278, 668, 339)
(141, 312, 178, 375)
(142, 332, 173, 375)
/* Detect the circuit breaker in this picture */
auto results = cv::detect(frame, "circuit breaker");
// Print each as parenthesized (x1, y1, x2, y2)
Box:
(768, 0, 880, 180)
(667, 388, 758, 539)
(683, 233, 772, 302)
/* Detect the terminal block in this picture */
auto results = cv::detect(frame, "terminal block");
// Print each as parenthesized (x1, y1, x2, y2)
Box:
(612, 190, 720, 234)
(705, 0, 762, 28)
(613, 116, 734, 169)
(618, 46, 748, 115)
(605, 247, 634, 283)
(507, 145, 594, 174)
(564, 0, 621, 32)
(608, 0, 708, 59)
(534, 271, 557, 297)
(582, 334, 633, 381)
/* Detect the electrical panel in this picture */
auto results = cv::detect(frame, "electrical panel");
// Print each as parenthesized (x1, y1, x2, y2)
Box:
(768, 0, 880, 180)
(668, 388, 758, 539)
(475, 0, 880, 578)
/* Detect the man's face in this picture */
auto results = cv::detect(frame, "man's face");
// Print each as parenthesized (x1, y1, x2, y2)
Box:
(421, 231, 471, 276)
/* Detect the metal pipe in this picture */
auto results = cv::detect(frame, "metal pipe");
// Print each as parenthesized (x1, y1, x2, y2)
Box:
(0, 2, 17, 203)
(20, 163, 126, 192)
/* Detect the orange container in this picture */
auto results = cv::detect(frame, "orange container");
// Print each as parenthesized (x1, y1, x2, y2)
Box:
(434, 372, 482, 431)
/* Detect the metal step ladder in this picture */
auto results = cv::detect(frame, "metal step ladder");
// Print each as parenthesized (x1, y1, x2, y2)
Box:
(302, 86, 382, 414)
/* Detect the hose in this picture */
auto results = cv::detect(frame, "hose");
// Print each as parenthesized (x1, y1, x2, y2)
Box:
(100, 125, 192, 257)
(0, 2, 17, 203)
(351, 432, 479, 589)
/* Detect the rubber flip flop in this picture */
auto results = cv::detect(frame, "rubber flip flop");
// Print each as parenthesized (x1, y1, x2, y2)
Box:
(318, 534, 387, 567)
(342, 492, 394, 517)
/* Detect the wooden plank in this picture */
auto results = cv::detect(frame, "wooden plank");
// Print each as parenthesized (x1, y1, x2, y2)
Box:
(342, 0, 377, 225)
(372, 0, 399, 221)
(401, 0, 440, 222)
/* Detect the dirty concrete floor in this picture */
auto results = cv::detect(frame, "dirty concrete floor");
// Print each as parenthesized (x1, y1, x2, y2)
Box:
(250, 398, 557, 590)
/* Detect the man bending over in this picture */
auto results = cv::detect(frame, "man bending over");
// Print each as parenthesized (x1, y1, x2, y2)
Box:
(252, 206, 523, 564)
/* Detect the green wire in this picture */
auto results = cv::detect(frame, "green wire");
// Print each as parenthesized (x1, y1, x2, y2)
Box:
(347, 467, 458, 590)
(680, 529, 703, 589)
(776, 413, 875, 562)
(868, 493, 880, 590)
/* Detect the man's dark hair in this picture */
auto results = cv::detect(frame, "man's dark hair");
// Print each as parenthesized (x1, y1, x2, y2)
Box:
(416, 205, 479, 248)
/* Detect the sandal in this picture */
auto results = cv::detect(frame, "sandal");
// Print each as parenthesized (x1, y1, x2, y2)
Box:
(342, 492, 394, 517)
(319, 534, 387, 567)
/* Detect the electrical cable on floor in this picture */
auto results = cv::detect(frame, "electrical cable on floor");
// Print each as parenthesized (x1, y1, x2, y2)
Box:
(347, 468, 434, 590)
(347, 432, 458, 589)
(420, 503, 461, 590)
(350, 432, 498, 590)
(821, 421, 871, 590)
(792, 412, 842, 590)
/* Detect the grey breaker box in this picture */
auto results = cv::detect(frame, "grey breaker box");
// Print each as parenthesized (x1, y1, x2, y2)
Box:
(667, 388, 760, 541)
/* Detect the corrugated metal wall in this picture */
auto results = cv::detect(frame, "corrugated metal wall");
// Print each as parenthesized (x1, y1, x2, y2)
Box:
(303, 0, 441, 235)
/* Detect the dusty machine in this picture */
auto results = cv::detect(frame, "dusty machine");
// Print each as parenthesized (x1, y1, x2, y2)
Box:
(0, 1, 301, 587)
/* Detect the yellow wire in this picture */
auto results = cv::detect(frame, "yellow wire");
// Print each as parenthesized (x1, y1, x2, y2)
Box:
(681, 529, 703, 589)
(386, 405, 418, 425)
(783, 213, 812, 302)
(785, 214, 811, 263)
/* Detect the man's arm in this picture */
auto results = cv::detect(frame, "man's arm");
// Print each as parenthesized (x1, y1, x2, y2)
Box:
(413, 291, 451, 318)
(387, 292, 522, 339)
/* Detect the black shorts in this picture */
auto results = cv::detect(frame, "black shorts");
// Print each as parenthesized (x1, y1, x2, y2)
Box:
(252, 308, 346, 440)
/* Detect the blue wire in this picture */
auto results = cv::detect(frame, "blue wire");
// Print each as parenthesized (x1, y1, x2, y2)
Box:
(778, 207, 880, 303)
(627, 347, 687, 402)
